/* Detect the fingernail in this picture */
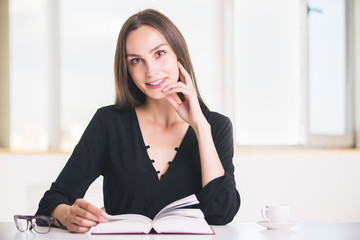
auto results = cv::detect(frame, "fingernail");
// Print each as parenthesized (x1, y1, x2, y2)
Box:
(100, 217, 108, 223)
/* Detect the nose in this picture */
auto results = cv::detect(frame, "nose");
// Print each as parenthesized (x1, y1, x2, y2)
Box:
(145, 60, 158, 78)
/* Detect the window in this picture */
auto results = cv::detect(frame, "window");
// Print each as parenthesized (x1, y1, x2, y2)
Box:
(232, 0, 353, 147)
(8, 0, 223, 152)
(233, 0, 302, 145)
(306, 0, 353, 147)
(9, 0, 49, 151)
(6, 0, 355, 152)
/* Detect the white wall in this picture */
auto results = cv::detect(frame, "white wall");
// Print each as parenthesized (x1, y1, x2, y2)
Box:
(233, 149, 360, 223)
(0, 153, 104, 223)
(1, 150, 360, 223)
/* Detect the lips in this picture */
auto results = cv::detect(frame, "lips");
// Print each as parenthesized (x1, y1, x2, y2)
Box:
(146, 78, 166, 89)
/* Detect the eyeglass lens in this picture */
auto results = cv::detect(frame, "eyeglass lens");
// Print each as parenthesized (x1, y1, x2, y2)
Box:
(15, 217, 28, 232)
(32, 217, 51, 233)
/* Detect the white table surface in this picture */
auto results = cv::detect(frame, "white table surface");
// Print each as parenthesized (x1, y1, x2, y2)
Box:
(1, 222, 360, 240)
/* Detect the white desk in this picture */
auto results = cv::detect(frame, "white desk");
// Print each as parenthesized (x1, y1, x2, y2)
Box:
(1, 222, 360, 240)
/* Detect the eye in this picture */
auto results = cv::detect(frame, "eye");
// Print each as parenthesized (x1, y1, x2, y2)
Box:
(130, 58, 142, 65)
(155, 50, 165, 58)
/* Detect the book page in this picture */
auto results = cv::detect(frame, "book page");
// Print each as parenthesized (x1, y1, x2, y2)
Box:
(153, 209, 214, 234)
(92, 214, 152, 234)
(106, 213, 152, 223)
(155, 194, 199, 220)
(158, 208, 205, 219)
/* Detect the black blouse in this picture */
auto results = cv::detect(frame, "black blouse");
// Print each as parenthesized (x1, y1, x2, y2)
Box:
(35, 105, 240, 225)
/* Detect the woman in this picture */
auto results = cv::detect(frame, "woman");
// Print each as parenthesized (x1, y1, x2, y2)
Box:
(36, 9, 240, 233)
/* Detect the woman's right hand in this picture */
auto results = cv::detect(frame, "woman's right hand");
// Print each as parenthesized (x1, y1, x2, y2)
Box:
(52, 199, 108, 233)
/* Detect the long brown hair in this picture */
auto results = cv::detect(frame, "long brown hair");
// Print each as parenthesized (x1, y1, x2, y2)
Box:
(114, 9, 208, 111)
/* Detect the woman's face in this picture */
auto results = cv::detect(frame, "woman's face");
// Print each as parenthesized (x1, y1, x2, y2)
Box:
(125, 25, 179, 101)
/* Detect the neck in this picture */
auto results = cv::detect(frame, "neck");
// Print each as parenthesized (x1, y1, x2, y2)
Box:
(137, 94, 183, 128)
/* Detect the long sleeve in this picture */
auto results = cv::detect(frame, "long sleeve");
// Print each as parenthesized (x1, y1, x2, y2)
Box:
(197, 114, 240, 225)
(35, 109, 106, 216)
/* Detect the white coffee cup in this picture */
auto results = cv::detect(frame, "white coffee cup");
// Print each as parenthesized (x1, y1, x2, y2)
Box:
(261, 204, 290, 223)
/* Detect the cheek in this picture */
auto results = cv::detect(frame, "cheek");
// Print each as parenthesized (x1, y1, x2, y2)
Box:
(172, 62, 180, 81)
(127, 66, 141, 82)
(161, 57, 179, 80)
(173, 66, 180, 81)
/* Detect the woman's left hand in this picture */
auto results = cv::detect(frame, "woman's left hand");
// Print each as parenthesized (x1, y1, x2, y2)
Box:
(162, 62, 207, 128)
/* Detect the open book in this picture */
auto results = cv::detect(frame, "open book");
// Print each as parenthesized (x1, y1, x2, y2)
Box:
(91, 194, 214, 235)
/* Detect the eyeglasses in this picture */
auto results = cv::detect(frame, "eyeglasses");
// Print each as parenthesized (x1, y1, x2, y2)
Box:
(14, 215, 58, 234)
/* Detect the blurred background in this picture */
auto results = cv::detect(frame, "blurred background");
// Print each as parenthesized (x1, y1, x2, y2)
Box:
(0, 0, 360, 223)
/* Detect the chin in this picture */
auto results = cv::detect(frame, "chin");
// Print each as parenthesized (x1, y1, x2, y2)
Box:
(147, 92, 168, 101)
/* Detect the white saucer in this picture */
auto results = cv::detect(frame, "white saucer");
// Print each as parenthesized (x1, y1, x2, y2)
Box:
(257, 221, 298, 230)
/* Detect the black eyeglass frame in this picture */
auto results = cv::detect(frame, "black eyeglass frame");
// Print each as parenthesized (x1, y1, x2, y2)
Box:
(14, 215, 59, 234)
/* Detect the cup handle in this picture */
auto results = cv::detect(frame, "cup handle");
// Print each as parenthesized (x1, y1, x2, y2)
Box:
(261, 207, 269, 221)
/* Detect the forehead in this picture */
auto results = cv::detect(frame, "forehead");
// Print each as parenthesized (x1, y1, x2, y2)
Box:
(126, 25, 168, 53)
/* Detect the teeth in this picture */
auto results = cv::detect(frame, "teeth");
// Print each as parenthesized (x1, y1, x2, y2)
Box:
(148, 79, 163, 86)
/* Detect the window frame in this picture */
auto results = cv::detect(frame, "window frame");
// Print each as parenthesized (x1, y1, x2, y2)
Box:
(302, 0, 354, 148)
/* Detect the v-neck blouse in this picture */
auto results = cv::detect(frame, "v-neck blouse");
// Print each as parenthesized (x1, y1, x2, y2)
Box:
(132, 110, 190, 179)
(36, 105, 240, 225)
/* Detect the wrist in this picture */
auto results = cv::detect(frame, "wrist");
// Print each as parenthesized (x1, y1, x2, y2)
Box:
(192, 118, 210, 136)
(51, 204, 70, 228)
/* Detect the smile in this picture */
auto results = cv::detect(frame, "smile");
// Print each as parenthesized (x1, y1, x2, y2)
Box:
(146, 78, 166, 89)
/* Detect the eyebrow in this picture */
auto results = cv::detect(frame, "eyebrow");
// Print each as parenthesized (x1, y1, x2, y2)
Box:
(127, 43, 168, 58)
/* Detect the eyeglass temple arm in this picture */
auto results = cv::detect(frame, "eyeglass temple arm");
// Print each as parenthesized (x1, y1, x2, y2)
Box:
(55, 218, 67, 230)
